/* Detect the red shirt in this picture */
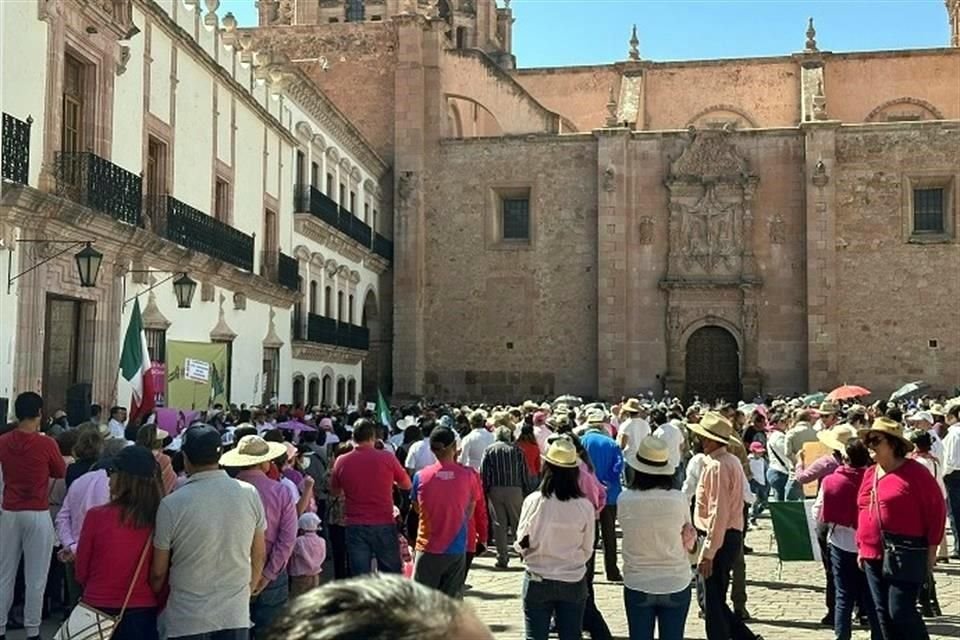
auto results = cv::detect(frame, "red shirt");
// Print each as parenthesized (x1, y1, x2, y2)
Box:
(856, 459, 947, 561)
(466, 467, 488, 552)
(517, 440, 542, 476)
(75, 504, 158, 609)
(331, 444, 411, 526)
(0, 429, 66, 511)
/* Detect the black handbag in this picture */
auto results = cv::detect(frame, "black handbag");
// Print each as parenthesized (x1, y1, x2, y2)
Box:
(872, 471, 929, 585)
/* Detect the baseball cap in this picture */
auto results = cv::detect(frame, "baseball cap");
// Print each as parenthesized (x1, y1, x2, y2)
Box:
(298, 512, 321, 532)
(429, 426, 457, 451)
(181, 424, 222, 463)
(109, 445, 158, 478)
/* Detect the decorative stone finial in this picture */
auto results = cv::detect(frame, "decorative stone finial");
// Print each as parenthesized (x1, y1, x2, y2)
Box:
(203, 0, 219, 29)
(805, 17, 818, 52)
(504, 0, 511, 7)
(628, 24, 640, 60)
(605, 86, 619, 127)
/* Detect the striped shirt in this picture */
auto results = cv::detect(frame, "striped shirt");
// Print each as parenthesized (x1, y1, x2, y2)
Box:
(480, 442, 531, 493)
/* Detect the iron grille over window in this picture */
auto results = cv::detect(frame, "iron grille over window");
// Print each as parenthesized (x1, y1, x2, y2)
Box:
(159, 195, 254, 271)
(346, 0, 364, 21)
(502, 197, 530, 240)
(145, 329, 166, 363)
(2, 113, 31, 184)
(56, 152, 143, 226)
(914, 188, 944, 233)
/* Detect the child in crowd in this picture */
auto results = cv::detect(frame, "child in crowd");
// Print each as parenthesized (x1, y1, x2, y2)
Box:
(288, 512, 327, 598)
(748, 441, 768, 524)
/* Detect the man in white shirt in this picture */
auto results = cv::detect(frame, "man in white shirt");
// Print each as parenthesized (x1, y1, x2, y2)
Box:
(107, 406, 127, 440)
(942, 404, 960, 559)
(616, 398, 649, 459)
(458, 411, 495, 471)
(908, 411, 944, 460)
(812, 401, 839, 433)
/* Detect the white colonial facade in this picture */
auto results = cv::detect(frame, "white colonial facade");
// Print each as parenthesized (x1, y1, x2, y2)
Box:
(0, 0, 391, 421)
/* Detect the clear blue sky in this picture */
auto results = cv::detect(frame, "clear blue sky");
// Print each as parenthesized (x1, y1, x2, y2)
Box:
(226, 0, 952, 67)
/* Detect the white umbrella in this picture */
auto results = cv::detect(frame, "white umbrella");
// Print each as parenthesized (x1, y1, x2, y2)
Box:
(946, 396, 960, 410)
(889, 381, 928, 402)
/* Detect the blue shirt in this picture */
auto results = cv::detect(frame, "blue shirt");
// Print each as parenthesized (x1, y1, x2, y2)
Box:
(581, 430, 624, 505)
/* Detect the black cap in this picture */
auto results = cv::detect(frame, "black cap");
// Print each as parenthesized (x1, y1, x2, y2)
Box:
(109, 445, 158, 479)
(182, 424, 222, 463)
(429, 426, 457, 452)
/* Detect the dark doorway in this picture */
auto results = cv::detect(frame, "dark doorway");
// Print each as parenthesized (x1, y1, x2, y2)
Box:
(43, 295, 94, 414)
(684, 326, 740, 404)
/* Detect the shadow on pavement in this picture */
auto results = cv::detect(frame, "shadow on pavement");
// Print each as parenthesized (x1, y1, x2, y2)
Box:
(746, 579, 825, 593)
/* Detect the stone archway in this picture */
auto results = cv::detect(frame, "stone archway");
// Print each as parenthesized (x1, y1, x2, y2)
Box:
(684, 326, 741, 404)
(361, 288, 380, 402)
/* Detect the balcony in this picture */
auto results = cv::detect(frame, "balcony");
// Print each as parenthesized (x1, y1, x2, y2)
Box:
(299, 312, 370, 351)
(149, 195, 254, 271)
(55, 152, 142, 226)
(2, 113, 32, 185)
(294, 183, 391, 263)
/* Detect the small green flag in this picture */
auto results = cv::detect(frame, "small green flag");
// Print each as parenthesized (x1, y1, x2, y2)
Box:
(769, 500, 821, 562)
(376, 388, 391, 429)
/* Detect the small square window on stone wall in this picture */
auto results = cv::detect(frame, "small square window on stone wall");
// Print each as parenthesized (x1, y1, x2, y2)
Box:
(502, 197, 530, 240)
(902, 174, 956, 244)
(488, 185, 534, 249)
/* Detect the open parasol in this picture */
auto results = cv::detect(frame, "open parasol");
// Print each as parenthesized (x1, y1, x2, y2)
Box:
(889, 381, 929, 402)
(826, 385, 871, 402)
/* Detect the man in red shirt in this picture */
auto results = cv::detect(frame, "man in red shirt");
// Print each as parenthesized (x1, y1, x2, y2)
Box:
(330, 418, 411, 577)
(0, 392, 67, 640)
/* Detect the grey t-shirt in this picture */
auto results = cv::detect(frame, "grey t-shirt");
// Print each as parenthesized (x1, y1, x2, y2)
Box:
(154, 470, 266, 638)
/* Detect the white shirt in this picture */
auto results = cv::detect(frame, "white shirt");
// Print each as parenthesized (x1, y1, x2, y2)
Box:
(812, 488, 857, 553)
(682, 453, 705, 503)
(515, 492, 595, 583)
(618, 417, 651, 461)
(618, 488, 693, 594)
(404, 440, 436, 472)
(458, 428, 495, 471)
(913, 454, 947, 497)
(766, 430, 791, 475)
(653, 421, 684, 470)
(943, 423, 960, 476)
(929, 429, 944, 462)
(108, 419, 126, 440)
(748, 455, 766, 486)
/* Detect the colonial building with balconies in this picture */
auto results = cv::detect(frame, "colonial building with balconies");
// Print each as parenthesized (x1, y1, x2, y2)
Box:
(0, 0, 392, 420)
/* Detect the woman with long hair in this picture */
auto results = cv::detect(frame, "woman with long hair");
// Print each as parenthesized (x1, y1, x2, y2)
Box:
(136, 425, 177, 495)
(618, 435, 694, 640)
(516, 438, 595, 640)
(856, 418, 946, 640)
(74, 446, 163, 640)
(516, 423, 542, 479)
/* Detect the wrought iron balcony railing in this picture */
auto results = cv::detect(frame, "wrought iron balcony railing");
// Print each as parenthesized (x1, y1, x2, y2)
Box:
(56, 152, 142, 226)
(147, 194, 254, 271)
(277, 251, 300, 291)
(2, 113, 31, 185)
(294, 183, 388, 261)
(301, 312, 369, 351)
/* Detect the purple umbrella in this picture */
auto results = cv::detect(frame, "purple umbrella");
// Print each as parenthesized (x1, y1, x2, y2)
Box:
(276, 420, 316, 434)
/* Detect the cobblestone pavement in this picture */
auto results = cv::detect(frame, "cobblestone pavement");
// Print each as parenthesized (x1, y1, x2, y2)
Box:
(464, 521, 960, 640)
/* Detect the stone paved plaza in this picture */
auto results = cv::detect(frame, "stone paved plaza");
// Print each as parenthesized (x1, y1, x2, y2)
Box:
(464, 522, 960, 640)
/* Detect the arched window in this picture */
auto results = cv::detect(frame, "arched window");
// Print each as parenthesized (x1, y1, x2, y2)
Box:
(307, 377, 320, 408)
(336, 377, 346, 407)
(309, 280, 318, 314)
(346, 0, 364, 22)
(324, 286, 332, 317)
(337, 291, 344, 322)
(321, 375, 332, 406)
(347, 379, 357, 405)
(456, 26, 467, 49)
(348, 294, 354, 324)
(293, 376, 305, 407)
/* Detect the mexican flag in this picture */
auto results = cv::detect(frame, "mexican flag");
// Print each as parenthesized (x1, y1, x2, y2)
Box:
(120, 299, 156, 423)
(768, 500, 821, 562)
(376, 388, 391, 429)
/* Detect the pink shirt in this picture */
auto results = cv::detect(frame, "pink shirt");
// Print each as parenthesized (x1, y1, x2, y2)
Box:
(695, 449, 745, 560)
(55, 469, 111, 553)
(288, 532, 326, 577)
(856, 459, 947, 561)
(578, 460, 607, 516)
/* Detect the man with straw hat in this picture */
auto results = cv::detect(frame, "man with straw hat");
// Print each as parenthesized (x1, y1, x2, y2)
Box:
(688, 412, 764, 640)
(220, 435, 298, 632)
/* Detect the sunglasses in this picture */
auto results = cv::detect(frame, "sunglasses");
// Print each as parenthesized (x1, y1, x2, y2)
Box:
(863, 434, 886, 448)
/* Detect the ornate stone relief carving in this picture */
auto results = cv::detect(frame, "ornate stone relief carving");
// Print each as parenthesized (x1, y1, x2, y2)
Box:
(637, 217, 654, 245)
(201, 282, 216, 302)
(602, 166, 616, 192)
(233, 291, 247, 310)
(769, 213, 786, 245)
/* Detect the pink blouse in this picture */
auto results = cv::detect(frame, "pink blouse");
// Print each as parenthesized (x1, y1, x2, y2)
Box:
(578, 460, 607, 516)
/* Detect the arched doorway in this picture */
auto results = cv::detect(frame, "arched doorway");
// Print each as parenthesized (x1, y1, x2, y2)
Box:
(307, 376, 320, 408)
(347, 378, 357, 406)
(292, 375, 305, 408)
(336, 377, 346, 408)
(321, 374, 332, 406)
(684, 326, 740, 404)
(361, 289, 380, 400)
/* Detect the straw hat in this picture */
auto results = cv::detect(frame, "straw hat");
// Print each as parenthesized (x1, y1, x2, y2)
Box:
(817, 400, 840, 416)
(621, 398, 643, 415)
(219, 435, 288, 467)
(817, 423, 858, 452)
(586, 409, 606, 425)
(687, 411, 737, 445)
(930, 404, 946, 417)
(859, 417, 915, 452)
(907, 411, 934, 426)
(542, 438, 579, 468)
(626, 435, 675, 476)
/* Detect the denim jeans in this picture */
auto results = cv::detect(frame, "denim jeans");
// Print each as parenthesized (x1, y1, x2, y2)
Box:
(170, 629, 250, 640)
(696, 529, 758, 640)
(829, 545, 881, 640)
(522, 571, 588, 640)
(784, 477, 805, 501)
(346, 524, 402, 577)
(766, 468, 788, 502)
(748, 480, 768, 519)
(250, 570, 288, 634)
(623, 585, 691, 640)
(863, 559, 929, 640)
(99, 607, 159, 640)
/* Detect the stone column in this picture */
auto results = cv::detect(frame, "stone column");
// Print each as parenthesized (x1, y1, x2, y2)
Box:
(802, 120, 840, 391)
(595, 127, 630, 398)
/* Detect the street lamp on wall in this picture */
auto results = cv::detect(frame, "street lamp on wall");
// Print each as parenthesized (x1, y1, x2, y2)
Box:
(6, 239, 101, 293)
(172, 273, 197, 308)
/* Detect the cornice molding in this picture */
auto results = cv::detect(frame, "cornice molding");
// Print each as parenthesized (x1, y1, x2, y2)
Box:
(135, 0, 297, 147)
(3, 184, 300, 308)
(293, 214, 390, 274)
(291, 340, 366, 364)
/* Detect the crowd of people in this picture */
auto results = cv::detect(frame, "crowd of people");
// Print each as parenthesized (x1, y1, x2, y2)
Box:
(0, 388, 956, 640)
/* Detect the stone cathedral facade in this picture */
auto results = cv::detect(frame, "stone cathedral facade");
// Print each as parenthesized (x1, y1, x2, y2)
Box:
(248, 0, 960, 402)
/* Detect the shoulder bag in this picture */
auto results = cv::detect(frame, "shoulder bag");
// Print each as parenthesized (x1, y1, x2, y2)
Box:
(871, 469, 929, 585)
(54, 537, 152, 640)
